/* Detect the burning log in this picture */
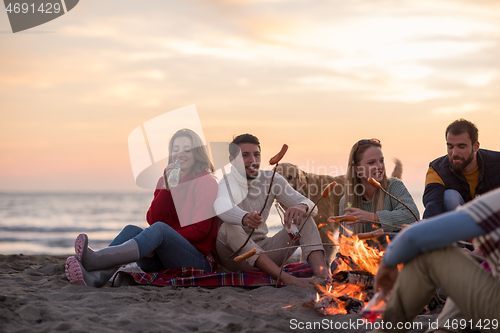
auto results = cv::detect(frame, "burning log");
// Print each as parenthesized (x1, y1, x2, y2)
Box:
(330, 252, 363, 273)
(310, 233, 385, 315)
(314, 294, 365, 315)
(309, 218, 446, 318)
(332, 270, 374, 290)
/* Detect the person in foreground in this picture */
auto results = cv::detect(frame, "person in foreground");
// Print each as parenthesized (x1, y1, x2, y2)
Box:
(339, 139, 419, 242)
(370, 187, 500, 333)
(214, 134, 330, 288)
(423, 118, 500, 220)
(65, 129, 219, 287)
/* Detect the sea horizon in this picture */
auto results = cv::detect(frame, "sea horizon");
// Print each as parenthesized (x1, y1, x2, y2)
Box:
(0, 189, 425, 256)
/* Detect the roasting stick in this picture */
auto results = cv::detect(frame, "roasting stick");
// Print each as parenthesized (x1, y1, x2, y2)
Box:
(333, 216, 474, 247)
(348, 219, 403, 230)
(274, 181, 338, 287)
(364, 179, 473, 247)
(357, 229, 397, 240)
(226, 144, 289, 260)
(233, 243, 340, 262)
(328, 216, 403, 231)
(368, 177, 419, 221)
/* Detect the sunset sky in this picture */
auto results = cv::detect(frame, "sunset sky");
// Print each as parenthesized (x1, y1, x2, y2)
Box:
(1, 0, 499, 202)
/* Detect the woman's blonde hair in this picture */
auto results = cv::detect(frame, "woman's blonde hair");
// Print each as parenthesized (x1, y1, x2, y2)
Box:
(343, 139, 389, 234)
(168, 129, 214, 176)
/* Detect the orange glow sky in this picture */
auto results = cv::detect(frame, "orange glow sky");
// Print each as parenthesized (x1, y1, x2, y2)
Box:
(1, 0, 499, 203)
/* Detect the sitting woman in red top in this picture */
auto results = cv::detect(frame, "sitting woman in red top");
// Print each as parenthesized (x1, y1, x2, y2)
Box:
(65, 129, 219, 287)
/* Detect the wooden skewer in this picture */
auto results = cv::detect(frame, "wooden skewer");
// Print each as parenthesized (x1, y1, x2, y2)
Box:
(346, 218, 403, 230)
(226, 144, 288, 260)
(334, 216, 472, 247)
(368, 177, 419, 222)
(357, 229, 383, 240)
(357, 229, 396, 240)
(275, 181, 338, 287)
(233, 242, 340, 261)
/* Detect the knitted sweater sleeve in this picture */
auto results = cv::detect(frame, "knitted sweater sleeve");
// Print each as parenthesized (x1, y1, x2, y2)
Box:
(146, 177, 173, 225)
(376, 178, 420, 231)
(213, 176, 248, 226)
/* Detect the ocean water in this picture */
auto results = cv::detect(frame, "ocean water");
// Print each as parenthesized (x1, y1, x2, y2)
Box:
(0, 192, 152, 255)
(0, 191, 423, 256)
(0, 192, 284, 255)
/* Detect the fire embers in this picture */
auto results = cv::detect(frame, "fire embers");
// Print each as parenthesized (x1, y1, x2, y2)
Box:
(313, 279, 369, 315)
(312, 234, 386, 315)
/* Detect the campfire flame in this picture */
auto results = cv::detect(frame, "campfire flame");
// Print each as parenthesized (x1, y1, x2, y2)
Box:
(335, 234, 384, 275)
(314, 231, 387, 316)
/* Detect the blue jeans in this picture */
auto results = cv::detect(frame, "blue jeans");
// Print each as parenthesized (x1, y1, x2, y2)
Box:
(443, 189, 465, 212)
(109, 223, 211, 273)
(443, 189, 470, 249)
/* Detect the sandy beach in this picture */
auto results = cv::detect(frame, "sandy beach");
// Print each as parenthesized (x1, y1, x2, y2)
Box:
(0, 254, 439, 333)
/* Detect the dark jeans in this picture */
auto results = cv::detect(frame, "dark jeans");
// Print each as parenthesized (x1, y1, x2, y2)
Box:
(110, 223, 211, 273)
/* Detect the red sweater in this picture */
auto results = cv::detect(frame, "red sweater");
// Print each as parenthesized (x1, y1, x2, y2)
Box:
(146, 172, 219, 264)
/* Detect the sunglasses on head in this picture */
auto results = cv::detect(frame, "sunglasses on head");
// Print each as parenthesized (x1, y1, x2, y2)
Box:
(355, 138, 381, 149)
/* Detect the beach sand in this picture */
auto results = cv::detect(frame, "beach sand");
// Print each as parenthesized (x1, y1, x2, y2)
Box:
(0, 254, 437, 333)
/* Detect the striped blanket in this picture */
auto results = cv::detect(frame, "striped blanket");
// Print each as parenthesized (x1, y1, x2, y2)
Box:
(120, 262, 313, 287)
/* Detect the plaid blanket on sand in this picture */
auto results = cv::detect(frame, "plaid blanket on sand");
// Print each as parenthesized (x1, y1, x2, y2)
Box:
(120, 262, 313, 287)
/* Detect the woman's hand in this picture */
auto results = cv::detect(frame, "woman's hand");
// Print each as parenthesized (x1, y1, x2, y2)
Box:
(343, 207, 378, 221)
(162, 162, 176, 190)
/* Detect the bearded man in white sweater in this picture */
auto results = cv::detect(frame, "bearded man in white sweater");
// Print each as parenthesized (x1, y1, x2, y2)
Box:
(214, 134, 330, 288)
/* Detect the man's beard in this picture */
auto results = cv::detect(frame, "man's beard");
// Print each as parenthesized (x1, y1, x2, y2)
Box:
(245, 164, 260, 180)
(449, 152, 474, 172)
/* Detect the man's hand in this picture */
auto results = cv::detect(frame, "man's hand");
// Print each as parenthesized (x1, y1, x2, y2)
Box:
(284, 204, 308, 228)
(242, 211, 263, 229)
(343, 207, 377, 221)
(374, 260, 399, 292)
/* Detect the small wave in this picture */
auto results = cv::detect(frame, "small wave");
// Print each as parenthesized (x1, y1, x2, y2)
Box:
(0, 226, 118, 233)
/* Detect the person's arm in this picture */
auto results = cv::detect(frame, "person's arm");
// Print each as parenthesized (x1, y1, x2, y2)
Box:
(382, 210, 485, 268)
(213, 176, 249, 226)
(273, 173, 317, 219)
(376, 188, 500, 292)
(375, 179, 420, 231)
(422, 167, 446, 219)
(146, 178, 174, 225)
